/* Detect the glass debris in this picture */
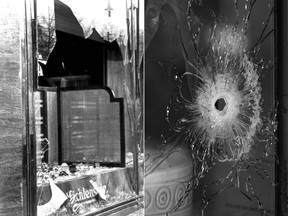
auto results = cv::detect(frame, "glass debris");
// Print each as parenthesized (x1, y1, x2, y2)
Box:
(36, 152, 143, 216)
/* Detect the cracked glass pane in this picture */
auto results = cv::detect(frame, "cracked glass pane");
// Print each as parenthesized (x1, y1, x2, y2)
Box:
(145, 0, 276, 215)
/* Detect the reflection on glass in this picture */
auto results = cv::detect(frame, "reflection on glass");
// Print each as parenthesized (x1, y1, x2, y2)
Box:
(36, 0, 144, 215)
(37, 0, 56, 61)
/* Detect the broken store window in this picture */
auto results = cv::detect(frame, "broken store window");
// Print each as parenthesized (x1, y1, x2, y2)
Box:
(35, 0, 144, 215)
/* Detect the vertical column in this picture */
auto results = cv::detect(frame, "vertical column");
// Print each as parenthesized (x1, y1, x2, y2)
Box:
(277, 0, 288, 215)
(0, 0, 25, 215)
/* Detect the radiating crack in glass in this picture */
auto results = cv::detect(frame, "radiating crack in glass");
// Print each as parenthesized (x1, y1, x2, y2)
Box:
(162, 0, 277, 215)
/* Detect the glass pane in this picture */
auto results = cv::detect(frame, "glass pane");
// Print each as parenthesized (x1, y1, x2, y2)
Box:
(37, 0, 56, 61)
(145, 0, 276, 215)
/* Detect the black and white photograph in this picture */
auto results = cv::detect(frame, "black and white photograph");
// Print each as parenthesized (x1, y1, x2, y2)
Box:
(0, 0, 287, 215)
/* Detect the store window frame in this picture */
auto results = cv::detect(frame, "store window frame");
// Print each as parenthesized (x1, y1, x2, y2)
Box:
(22, 0, 142, 215)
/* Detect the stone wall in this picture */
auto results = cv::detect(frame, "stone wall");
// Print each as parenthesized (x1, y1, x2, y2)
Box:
(0, 0, 23, 215)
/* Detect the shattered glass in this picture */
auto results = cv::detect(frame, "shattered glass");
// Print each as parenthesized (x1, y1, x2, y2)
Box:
(146, 0, 277, 215)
